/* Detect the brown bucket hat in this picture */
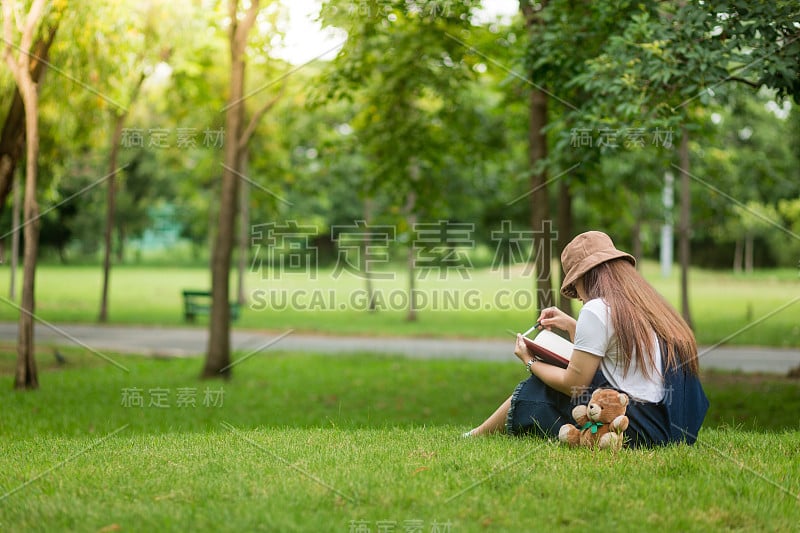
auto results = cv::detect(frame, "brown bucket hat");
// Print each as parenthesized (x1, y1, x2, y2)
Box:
(560, 231, 636, 299)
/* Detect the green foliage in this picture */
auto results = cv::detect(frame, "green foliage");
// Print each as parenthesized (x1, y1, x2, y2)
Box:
(691, 90, 800, 266)
(2, 0, 798, 278)
(575, 1, 800, 126)
(315, 0, 491, 217)
(772, 197, 800, 267)
(521, 0, 800, 264)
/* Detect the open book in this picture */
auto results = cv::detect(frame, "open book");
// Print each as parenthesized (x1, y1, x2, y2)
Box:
(522, 328, 574, 368)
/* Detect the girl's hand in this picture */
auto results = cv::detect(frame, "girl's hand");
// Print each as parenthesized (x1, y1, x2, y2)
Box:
(514, 334, 532, 364)
(536, 307, 578, 339)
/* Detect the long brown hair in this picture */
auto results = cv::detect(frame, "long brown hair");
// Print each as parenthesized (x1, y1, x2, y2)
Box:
(582, 258, 699, 378)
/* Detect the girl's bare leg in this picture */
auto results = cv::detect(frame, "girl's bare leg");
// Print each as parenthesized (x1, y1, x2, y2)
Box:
(465, 395, 512, 436)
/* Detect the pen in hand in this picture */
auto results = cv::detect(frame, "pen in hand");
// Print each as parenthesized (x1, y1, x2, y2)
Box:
(521, 322, 541, 338)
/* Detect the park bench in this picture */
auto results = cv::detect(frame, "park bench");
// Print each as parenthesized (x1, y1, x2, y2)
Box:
(182, 290, 241, 322)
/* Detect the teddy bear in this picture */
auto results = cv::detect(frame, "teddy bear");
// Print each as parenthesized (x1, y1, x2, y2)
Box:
(558, 388, 629, 451)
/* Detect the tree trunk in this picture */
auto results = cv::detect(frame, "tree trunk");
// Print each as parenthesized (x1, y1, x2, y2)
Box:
(9, 168, 21, 299)
(733, 238, 742, 273)
(363, 199, 376, 312)
(207, 191, 216, 265)
(232, 72, 284, 309)
(556, 179, 572, 316)
(203, 0, 259, 378)
(521, 0, 554, 312)
(116, 225, 125, 263)
(744, 232, 753, 274)
(98, 114, 126, 322)
(4, 0, 49, 390)
(0, 23, 58, 216)
(678, 126, 693, 329)
(363, 243, 375, 312)
(528, 91, 554, 310)
(632, 211, 643, 266)
(16, 81, 40, 390)
(405, 190, 417, 322)
(237, 147, 249, 306)
(98, 68, 145, 322)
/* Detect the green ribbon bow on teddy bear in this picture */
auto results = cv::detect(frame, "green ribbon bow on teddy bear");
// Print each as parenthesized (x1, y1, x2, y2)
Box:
(581, 421, 604, 434)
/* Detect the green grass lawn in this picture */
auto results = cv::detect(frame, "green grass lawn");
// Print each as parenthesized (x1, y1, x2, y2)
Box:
(1, 348, 799, 531)
(0, 261, 798, 347)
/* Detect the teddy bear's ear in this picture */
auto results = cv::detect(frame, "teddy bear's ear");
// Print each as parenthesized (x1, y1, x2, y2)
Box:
(618, 393, 629, 407)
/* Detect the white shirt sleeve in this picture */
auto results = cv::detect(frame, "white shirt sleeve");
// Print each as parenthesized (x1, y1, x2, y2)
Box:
(573, 299, 611, 357)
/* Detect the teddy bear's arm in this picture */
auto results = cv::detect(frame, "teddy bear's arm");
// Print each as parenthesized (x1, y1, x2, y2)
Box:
(610, 414, 629, 433)
(571, 404, 589, 426)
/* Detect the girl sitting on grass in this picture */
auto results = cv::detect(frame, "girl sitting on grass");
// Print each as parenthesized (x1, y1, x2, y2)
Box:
(465, 231, 709, 447)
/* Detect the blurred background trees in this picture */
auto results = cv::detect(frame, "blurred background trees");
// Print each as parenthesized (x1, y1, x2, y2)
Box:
(1, 0, 798, 384)
(3, 0, 797, 271)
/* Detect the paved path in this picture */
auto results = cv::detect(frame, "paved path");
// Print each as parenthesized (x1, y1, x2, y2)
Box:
(1, 322, 799, 374)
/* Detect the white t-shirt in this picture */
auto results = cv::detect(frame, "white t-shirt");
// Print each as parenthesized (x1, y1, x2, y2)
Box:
(573, 298, 664, 403)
